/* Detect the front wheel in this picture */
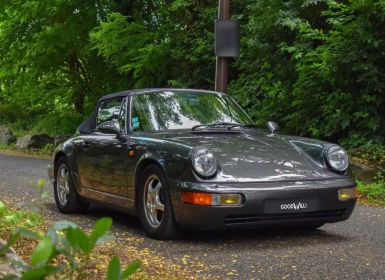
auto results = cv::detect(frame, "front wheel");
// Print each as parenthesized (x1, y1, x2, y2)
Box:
(54, 157, 88, 213)
(137, 164, 180, 239)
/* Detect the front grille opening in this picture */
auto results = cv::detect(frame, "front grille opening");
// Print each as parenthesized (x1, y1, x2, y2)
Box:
(225, 209, 347, 225)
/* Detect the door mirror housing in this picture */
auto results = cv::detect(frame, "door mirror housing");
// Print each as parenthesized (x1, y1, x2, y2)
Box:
(97, 120, 120, 135)
(266, 121, 279, 134)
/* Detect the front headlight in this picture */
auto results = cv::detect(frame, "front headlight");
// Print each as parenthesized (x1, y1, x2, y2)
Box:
(325, 145, 349, 172)
(191, 148, 218, 178)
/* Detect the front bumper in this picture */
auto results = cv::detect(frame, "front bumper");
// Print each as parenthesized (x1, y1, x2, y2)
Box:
(169, 178, 356, 230)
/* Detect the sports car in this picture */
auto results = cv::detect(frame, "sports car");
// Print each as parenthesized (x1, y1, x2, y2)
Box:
(48, 89, 357, 239)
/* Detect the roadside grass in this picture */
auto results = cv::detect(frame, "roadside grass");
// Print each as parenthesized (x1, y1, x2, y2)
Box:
(0, 201, 43, 263)
(350, 145, 385, 208)
(0, 144, 51, 159)
(356, 177, 385, 208)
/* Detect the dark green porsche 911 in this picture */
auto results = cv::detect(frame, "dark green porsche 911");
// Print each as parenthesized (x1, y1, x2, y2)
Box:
(48, 89, 357, 239)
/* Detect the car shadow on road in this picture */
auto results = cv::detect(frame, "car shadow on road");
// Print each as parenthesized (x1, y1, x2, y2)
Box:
(179, 227, 351, 248)
(46, 202, 353, 249)
(45, 203, 143, 232)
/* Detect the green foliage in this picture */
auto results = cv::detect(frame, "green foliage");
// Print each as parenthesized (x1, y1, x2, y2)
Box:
(230, 0, 385, 147)
(356, 172, 385, 206)
(1, 0, 385, 147)
(41, 217, 116, 279)
(30, 236, 54, 267)
(359, 143, 385, 164)
(40, 144, 53, 155)
(90, 1, 217, 89)
(0, 201, 43, 257)
(0, 201, 5, 217)
(349, 142, 385, 168)
(0, 202, 43, 236)
(1, 211, 141, 279)
(107, 257, 141, 280)
(0, 0, 129, 135)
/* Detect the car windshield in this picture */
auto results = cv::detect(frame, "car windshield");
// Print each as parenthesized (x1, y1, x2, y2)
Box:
(130, 90, 254, 131)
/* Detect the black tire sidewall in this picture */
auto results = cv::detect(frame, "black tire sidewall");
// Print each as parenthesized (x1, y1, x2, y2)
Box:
(137, 164, 178, 239)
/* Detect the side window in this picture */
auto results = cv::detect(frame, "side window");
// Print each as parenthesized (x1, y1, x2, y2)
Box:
(96, 99, 123, 127)
(131, 95, 154, 131)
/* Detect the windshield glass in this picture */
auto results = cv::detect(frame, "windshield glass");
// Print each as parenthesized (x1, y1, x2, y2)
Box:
(130, 91, 254, 131)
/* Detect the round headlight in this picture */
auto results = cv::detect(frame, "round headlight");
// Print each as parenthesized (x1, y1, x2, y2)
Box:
(325, 145, 349, 172)
(191, 148, 218, 178)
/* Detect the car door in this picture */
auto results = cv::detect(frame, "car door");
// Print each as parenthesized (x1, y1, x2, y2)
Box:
(75, 98, 129, 197)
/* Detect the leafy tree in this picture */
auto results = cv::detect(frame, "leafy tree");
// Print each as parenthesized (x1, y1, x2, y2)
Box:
(0, 0, 128, 135)
(90, 0, 218, 89)
(230, 0, 385, 147)
(1, 0, 385, 148)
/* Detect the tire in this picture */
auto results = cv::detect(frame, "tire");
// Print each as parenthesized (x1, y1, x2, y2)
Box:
(137, 164, 180, 240)
(54, 157, 88, 214)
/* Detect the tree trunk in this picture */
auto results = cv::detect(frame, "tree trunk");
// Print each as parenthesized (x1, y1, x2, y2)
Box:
(68, 55, 87, 114)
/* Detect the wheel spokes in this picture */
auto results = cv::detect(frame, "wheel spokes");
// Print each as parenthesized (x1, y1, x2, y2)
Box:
(60, 166, 66, 177)
(144, 176, 165, 228)
(153, 182, 161, 194)
(154, 196, 164, 212)
(57, 165, 70, 205)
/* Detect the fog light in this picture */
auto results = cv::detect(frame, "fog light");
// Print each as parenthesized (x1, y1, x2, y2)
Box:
(216, 194, 242, 205)
(338, 187, 356, 201)
(181, 192, 242, 206)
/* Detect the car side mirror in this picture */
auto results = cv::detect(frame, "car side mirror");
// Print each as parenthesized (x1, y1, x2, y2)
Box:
(266, 121, 279, 134)
(97, 120, 120, 135)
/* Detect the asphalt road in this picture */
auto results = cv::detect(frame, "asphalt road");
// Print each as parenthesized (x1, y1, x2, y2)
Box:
(0, 153, 384, 279)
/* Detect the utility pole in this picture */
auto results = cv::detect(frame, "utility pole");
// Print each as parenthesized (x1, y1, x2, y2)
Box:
(215, 0, 230, 93)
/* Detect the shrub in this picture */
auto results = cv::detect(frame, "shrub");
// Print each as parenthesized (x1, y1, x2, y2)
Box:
(356, 173, 385, 206)
(0, 202, 141, 280)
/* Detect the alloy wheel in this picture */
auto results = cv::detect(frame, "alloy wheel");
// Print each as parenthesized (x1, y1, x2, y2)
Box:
(143, 175, 165, 228)
(57, 164, 70, 206)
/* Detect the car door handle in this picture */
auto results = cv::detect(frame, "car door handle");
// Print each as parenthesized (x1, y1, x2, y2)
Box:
(82, 141, 91, 150)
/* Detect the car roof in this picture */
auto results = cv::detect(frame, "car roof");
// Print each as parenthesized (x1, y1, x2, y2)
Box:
(98, 88, 225, 102)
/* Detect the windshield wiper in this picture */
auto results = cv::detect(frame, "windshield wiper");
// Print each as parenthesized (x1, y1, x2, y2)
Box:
(228, 124, 259, 130)
(192, 122, 242, 131)
(191, 124, 207, 130)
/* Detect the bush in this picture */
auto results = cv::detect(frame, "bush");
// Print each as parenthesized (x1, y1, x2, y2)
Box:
(349, 143, 385, 168)
(0, 201, 43, 237)
(356, 173, 385, 206)
(0, 201, 141, 280)
(230, 0, 385, 147)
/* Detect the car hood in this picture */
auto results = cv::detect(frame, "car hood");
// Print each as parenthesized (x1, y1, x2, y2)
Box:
(164, 131, 340, 182)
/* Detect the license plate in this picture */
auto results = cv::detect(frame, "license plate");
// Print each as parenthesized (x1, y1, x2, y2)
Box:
(264, 198, 319, 214)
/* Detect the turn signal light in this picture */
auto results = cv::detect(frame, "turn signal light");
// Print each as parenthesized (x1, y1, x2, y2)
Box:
(181, 192, 242, 206)
(181, 192, 212, 205)
(338, 187, 357, 201)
